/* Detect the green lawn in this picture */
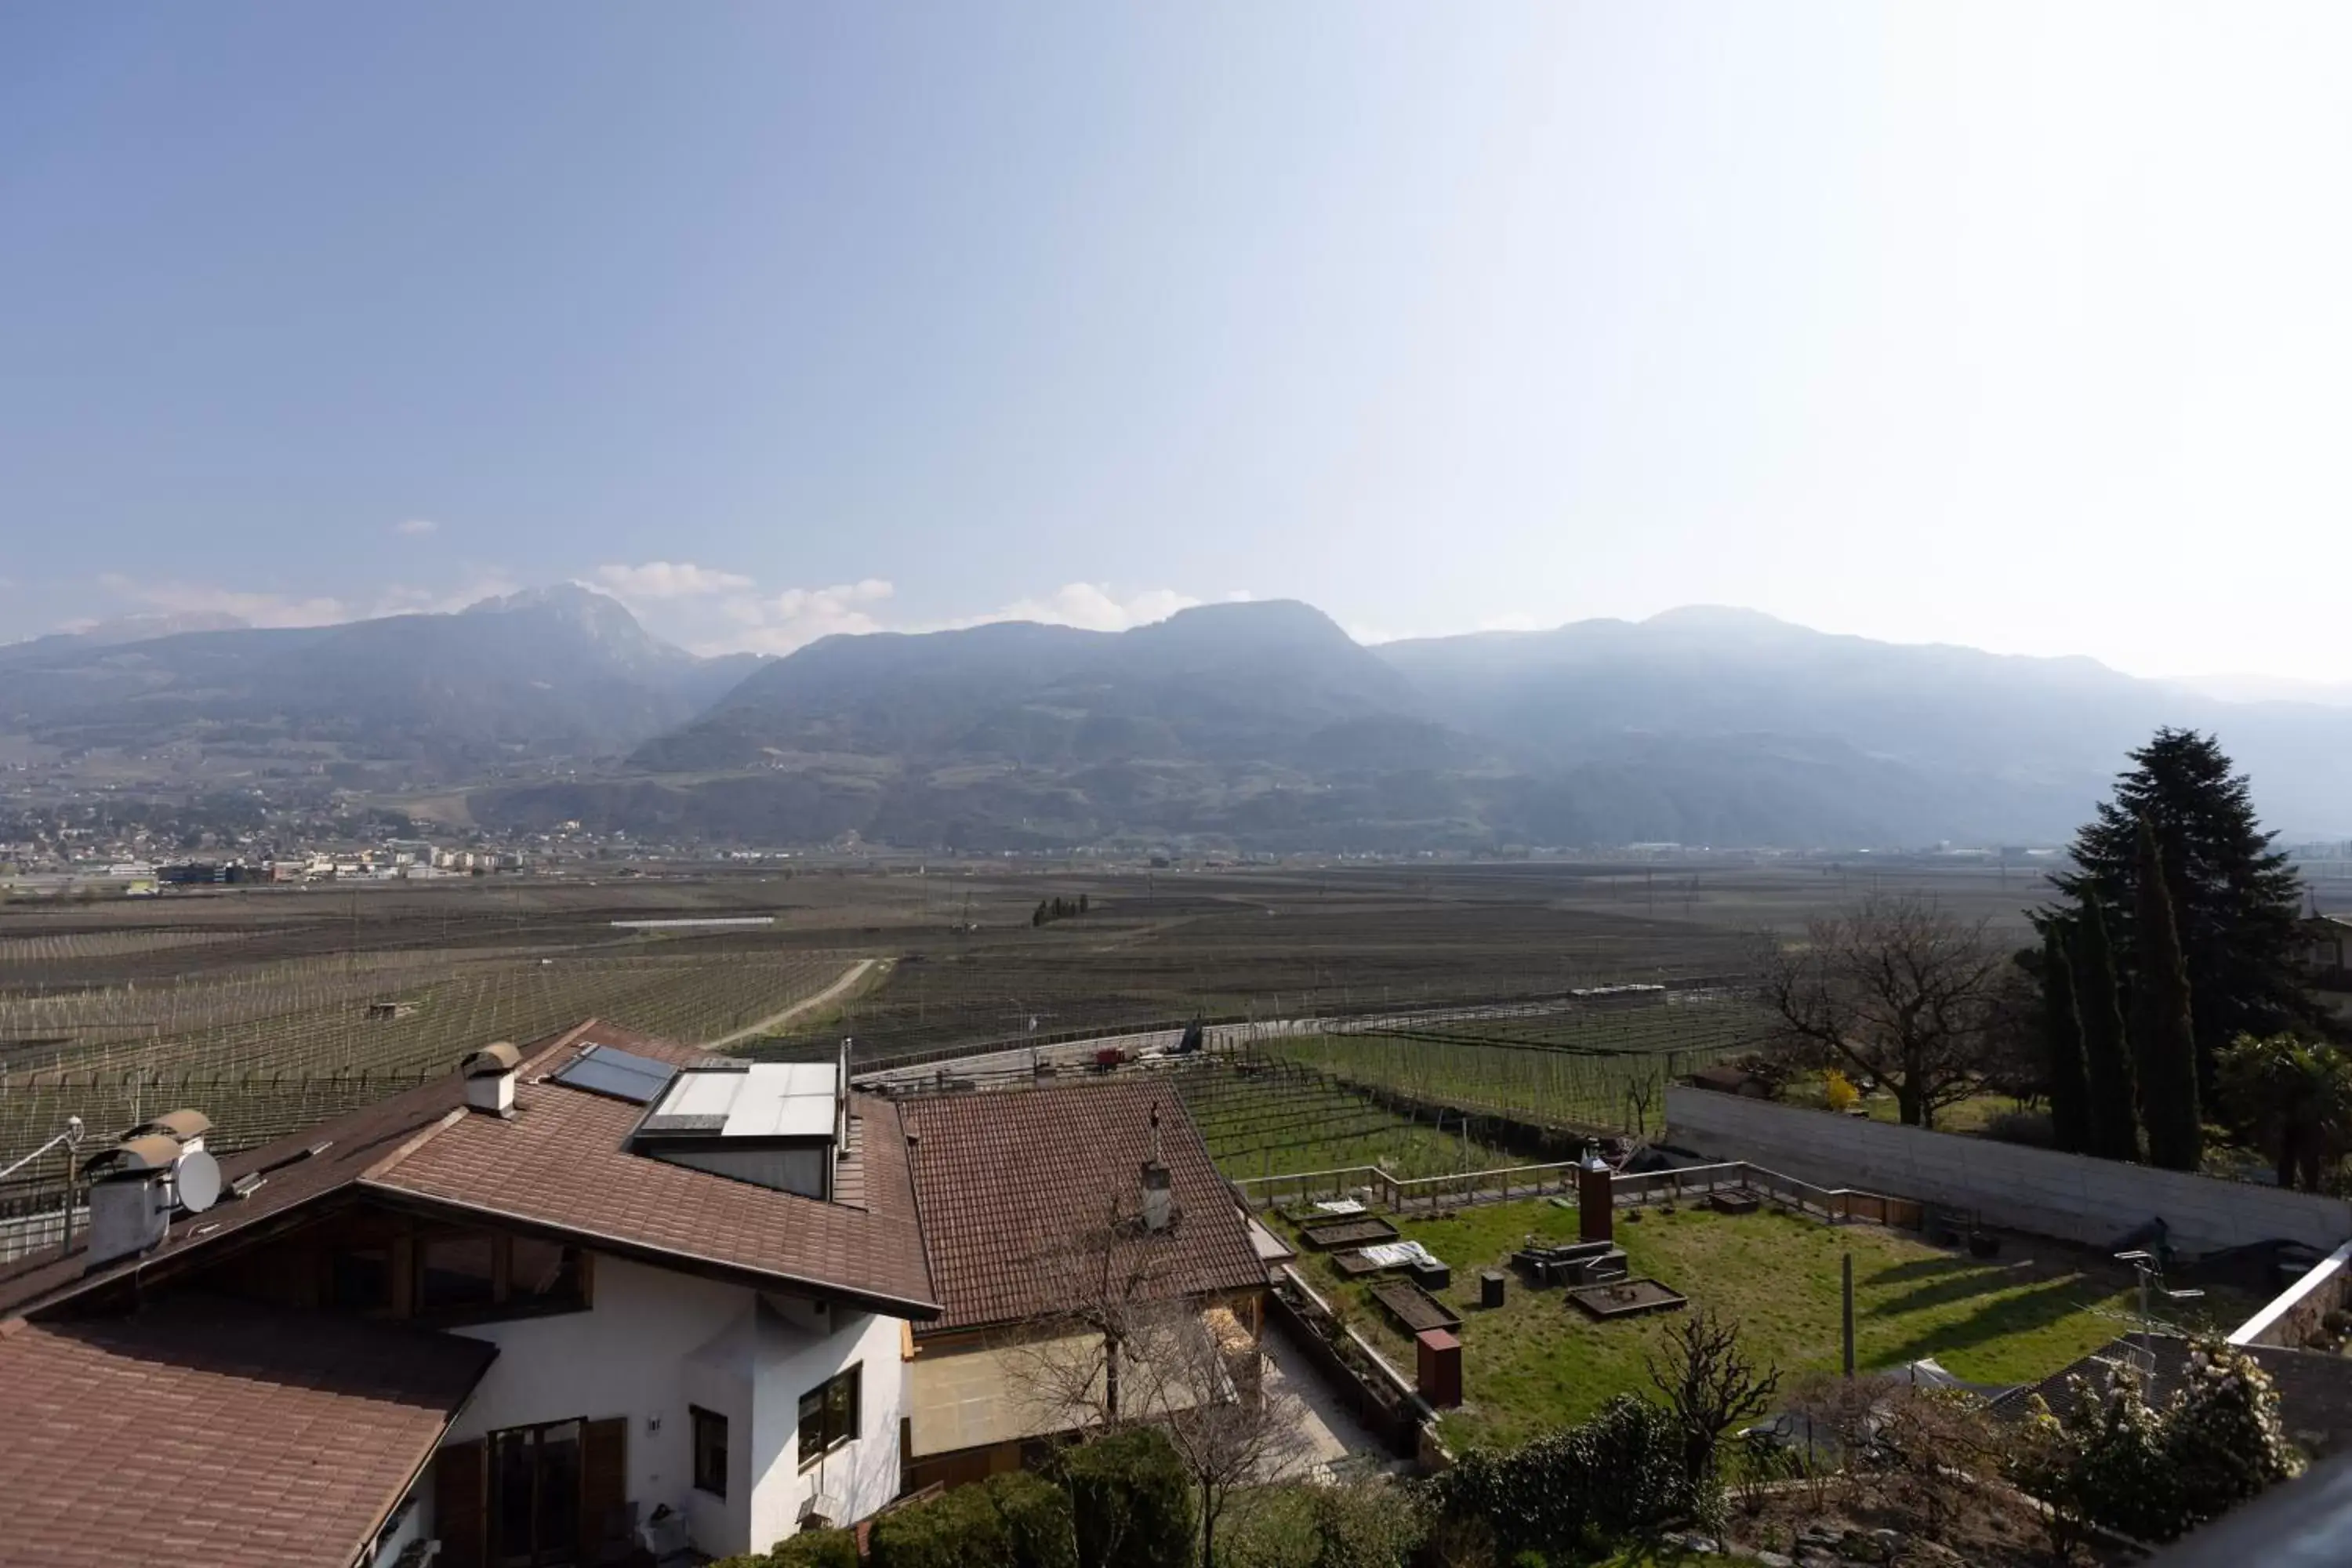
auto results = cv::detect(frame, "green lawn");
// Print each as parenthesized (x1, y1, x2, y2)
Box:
(1282, 1200, 2252, 1454)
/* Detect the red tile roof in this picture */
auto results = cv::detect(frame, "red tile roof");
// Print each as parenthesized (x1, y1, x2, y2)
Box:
(0, 1020, 937, 1322)
(0, 1294, 493, 1568)
(902, 1079, 1265, 1336)
(364, 1028, 936, 1316)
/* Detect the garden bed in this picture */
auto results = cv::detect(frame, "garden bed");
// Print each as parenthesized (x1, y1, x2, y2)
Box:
(1301, 1216, 1401, 1250)
(1370, 1279, 1464, 1334)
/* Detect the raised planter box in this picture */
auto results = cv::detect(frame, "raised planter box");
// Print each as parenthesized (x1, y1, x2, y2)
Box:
(1707, 1190, 1761, 1215)
(1370, 1279, 1465, 1335)
(1566, 1277, 1690, 1320)
(1301, 1216, 1401, 1250)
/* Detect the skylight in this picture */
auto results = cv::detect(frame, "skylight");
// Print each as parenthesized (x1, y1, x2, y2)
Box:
(552, 1044, 677, 1105)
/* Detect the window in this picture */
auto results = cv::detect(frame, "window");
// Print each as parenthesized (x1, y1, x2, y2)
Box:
(691, 1406, 728, 1497)
(797, 1365, 860, 1464)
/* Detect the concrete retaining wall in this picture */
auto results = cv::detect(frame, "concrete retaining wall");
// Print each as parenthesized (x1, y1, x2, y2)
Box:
(1664, 1087, 2352, 1254)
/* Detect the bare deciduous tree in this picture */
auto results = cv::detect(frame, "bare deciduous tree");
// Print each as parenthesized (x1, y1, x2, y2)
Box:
(1756, 893, 2009, 1127)
(1003, 1192, 1305, 1568)
(1645, 1308, 1784, 1502)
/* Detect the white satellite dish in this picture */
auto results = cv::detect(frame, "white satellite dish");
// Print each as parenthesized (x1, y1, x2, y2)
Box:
(174, 1149, 222, 1214)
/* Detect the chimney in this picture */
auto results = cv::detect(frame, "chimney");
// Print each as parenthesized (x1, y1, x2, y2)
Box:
(463, 1042, 521, 1116)
(83, 1133, 182, 1265)
(1139, 1103, 1172, 1233)
(1578, 1141, 1614, 1245)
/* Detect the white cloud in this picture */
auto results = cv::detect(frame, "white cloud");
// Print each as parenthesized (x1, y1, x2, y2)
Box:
(92, 571, 528, 631)
(364, 572, 523, 617)
(595, 561, 757, 601)
(947, 583, 1200, 634)
(393, 517, 439, 537)
(96, 574, 350, 629)
(690, 579, 895, 656)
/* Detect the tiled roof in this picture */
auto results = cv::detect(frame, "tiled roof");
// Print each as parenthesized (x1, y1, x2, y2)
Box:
(0, 1019, 937, 1322)
(364, 1028, 937, 1316)
(902, 1079, 1265, 1336)
(0, 1294, 493, 1568)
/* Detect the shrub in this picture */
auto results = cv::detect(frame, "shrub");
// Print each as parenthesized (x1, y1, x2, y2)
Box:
(986, 1471, 1080, 1568)
(2010, 1338, 2306, 1544)
(1217, 1478, 1425, 1568)
(1984, 1108, 2054, 1147)
(1063, 1427, 1194, 1568)
(710, 1526, 858, 1568)
(866, 1473, 1084, 1568)
(1432, 1395, 1692, 1555)
(771, 1530, 862, 1568)
(1821, 1069, 1859, 1114)
(870, 1484, 1015, 1568)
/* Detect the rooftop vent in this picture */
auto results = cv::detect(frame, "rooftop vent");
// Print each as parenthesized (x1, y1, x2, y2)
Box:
(127, 1108, 212, 1151)
(82, 1121, 221, 1266)
(463, 1041, 521, 1117)
(1139, 1103, 1172, 1233)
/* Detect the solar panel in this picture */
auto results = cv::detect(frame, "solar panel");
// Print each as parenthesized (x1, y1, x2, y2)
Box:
(553, 1044, 677, 1105)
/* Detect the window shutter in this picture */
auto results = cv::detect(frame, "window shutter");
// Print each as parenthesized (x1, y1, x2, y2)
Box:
(581, 1417, 630, 1561)
(433, 1439, 485, 1568)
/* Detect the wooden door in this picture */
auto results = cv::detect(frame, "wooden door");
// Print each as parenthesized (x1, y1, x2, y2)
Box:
(435, 1439, 486, 1568)
(579, 1417, 628, 1563)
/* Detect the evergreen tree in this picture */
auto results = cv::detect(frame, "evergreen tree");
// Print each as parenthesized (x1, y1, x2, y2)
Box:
(2050, 729, 2310, 1090)
(2074, 892, 2141, 1162)
(2132, 818, 2203, 1171)
(2042, 924, 2092, 1154)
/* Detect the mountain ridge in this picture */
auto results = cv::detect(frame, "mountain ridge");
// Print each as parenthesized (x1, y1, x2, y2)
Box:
(9, 591, 2349, 847)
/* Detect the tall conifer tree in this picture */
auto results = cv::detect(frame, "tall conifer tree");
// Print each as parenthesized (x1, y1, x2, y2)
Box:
(2133, 818, 2204, 1171)
(2051, 729, 2309, 1090)
(2074, 891, 2141, 1161)
(2042, 925, 2092, 1154)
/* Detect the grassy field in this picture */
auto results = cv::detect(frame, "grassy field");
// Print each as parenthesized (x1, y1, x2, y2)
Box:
(1279, 1200, 2251, 1454)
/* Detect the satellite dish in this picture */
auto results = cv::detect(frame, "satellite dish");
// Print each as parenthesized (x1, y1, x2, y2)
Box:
(174, 1149, 222, 1214)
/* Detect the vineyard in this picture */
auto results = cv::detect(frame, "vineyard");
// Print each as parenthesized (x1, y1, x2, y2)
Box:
(1170, 1058, 1519, 1182)
(1255, 994, 1777, 1137)
(765, 895, 1757, 1065)
(0, 946, 859, 1156)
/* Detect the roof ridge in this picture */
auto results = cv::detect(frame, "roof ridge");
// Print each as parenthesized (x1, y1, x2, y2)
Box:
(361, 1107, 466, 1181)
(520, 1017, 606, 1077)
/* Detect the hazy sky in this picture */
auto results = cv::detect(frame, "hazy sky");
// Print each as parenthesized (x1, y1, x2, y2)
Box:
(5, 3, 2350, 677)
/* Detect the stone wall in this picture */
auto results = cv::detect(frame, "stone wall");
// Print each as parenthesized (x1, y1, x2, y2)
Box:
(1664, 1087, 2352, 1254)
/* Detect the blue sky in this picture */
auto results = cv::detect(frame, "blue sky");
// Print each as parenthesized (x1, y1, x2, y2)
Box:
(5, 4, 2350, 678)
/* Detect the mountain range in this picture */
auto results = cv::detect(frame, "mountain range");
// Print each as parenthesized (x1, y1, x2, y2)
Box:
(7, 588, 2349, 848)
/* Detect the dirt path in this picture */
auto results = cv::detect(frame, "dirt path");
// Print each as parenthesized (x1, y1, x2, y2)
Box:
(702, 957, 878, 1049)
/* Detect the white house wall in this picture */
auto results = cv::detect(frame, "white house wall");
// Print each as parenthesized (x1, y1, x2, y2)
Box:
(445, 1256, 753, 1534)
(750, 1299, 909, 1546)
(441, 1252, 911, 1559)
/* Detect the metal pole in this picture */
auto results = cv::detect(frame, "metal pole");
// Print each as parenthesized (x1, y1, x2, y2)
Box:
(1842, 1252, 1856, 1379)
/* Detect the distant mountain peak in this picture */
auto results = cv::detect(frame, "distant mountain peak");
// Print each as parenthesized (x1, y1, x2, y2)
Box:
(463, 581, 619, 616)
(1639, 604, 1798, 632)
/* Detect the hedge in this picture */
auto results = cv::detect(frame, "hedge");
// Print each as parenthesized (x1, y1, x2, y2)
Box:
(1064, 1427, 1192, 1568)
(869, 1472, 1080, 1568)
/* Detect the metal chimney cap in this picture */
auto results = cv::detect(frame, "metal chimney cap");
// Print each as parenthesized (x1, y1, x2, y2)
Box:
(130, 1109, 212, 1144)
(463, 1042, 522, 1077)
(90, 1133, 184, 1174)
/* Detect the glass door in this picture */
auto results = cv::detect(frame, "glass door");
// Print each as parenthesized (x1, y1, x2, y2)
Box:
(489, 1419, 583, 1567)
